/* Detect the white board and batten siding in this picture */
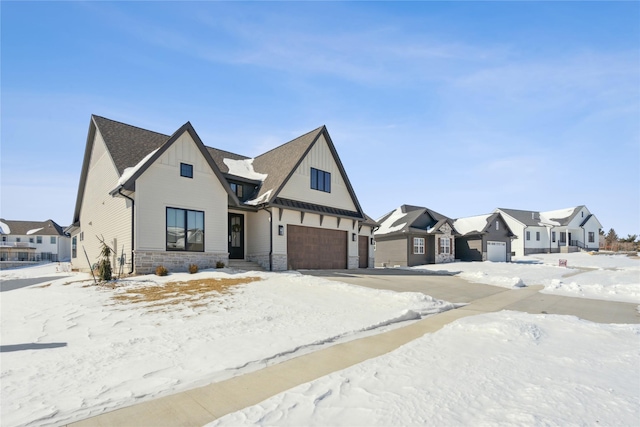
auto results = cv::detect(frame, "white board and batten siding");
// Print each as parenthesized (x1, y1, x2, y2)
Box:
(135, 132, 228, 253)
(74, 129, 132, 270)
(277, 135, 357, 212)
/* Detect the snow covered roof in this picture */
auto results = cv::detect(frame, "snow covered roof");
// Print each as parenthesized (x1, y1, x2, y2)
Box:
(376, 205, 454, 236)
(498, 206, 585, 227)
(453, 214, 492, 236)
(0, 219, 67, 236)
(222, 158, 268, 181)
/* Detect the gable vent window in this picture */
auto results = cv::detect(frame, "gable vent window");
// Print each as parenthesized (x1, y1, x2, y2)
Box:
(180, 163, 194, 178)
(311, 167, 331, 193)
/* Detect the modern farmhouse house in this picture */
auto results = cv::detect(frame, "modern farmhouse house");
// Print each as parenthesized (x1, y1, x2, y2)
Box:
(68, 115, 377, 274)
(496, 206, 602, 257)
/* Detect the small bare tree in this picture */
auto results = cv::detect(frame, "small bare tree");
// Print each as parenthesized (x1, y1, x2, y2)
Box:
(97, 236, 113, 282)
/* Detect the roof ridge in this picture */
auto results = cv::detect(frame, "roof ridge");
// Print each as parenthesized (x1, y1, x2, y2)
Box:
(255, 125, 324, 159)
(92, 115, 171, 138)
(206, 146, 251, 160)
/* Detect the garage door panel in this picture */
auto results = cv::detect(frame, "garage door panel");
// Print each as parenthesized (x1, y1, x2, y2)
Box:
(487, 241, 507, 262)
(287, 225, 347, 269)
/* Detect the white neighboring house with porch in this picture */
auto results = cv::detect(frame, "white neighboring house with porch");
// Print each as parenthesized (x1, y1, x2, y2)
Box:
(68, 115, 377, 274)
(496, 206, 602, 257)
(0, 219, 71, 263)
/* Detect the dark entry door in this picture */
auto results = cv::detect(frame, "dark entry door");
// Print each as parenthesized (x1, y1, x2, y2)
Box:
(228, 213, 244, 259)
(358, 236, 369, 268)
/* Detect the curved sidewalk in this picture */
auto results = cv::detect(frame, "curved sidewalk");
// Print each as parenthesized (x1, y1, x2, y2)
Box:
(69, 285, 544, 427)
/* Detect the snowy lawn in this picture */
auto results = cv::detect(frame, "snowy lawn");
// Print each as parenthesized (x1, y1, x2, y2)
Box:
(0, 264, 455, 427)
(413, 252, 640, 303)
(209, 311, 639, 427)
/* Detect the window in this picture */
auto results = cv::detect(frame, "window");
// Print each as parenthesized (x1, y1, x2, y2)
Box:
(536, 231, 540, 241)
(310, 168, 331, 193)
(167, 207, 204, 251)
(413, 237, 425, 254)
(588, 232, 595, 243)
(1, 236, 6, 242)
(526, 231, 530, 241)
(72, 236, 77, 258)
(36, 236, 42, 244)
(180, 163, 193, 178)
(496, 221, 499, 231)
(50, 236, 56, 244)
(29, 237, 34, 243)
(552, 231, 556, 243)
(440, 237, 450, 254)
(230, 182, 243, 198)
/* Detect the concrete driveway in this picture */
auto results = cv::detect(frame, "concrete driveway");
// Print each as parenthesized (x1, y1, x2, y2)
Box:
(303, 268, 640, 324)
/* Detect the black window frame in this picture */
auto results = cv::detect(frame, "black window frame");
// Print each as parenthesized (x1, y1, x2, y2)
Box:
(166, 207, 205, 252)
(310, 167, 331, 193)
(180, 163, 194, 179)
(230, 182, 244, 199)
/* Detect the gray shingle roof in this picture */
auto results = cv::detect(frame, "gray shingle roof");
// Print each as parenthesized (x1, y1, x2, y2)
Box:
(92, 115, 170, 175)
(376, 204, 454, 236)
(498, 206, 584, 227)
(76, 116, 368, 223)
(0, 219, 67, 236)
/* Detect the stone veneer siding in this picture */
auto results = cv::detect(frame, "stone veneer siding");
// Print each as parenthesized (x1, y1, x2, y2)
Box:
(134, 251, 229, 274)
(348, 255, 359, 269)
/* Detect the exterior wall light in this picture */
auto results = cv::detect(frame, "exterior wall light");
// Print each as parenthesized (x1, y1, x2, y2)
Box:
(352, 233, 357, 241)
(278, 225, 284, 236)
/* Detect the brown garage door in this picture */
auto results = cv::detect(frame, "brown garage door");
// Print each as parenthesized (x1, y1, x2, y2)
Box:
(358, 235, 369, 268)
(287, 225, 347, 269)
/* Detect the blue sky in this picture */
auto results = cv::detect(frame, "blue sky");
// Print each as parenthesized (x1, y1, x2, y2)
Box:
(1, 1, 638, 236)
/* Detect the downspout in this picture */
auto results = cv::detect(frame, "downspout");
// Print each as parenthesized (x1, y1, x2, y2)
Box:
(523, 225, 528, 257)
(118, 188, 135, 274)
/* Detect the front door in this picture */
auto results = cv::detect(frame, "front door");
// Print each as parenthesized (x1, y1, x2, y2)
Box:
(228, 213, 244, 259)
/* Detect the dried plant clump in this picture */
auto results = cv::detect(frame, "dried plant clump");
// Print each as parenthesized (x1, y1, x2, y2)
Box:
(155, 265, 168, 276)
(216, 261, 225, 269)
(188, 264, 199, 274)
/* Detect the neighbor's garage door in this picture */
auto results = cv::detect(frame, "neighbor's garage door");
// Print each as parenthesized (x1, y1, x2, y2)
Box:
(287, 225, 347, 269)
(487, 241, 507, 262)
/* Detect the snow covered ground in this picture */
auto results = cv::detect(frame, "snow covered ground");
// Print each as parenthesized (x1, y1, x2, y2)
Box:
(414, 252, 640, 303)
(0, 265, 454, 427)
(209, 311, 639, 427)
(1, 253, 638, 427)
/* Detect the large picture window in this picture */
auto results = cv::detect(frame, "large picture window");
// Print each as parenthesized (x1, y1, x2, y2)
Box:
(310, 167, 331, 193)
(167, 207, 204, 252)
(413, 237, 425, 254)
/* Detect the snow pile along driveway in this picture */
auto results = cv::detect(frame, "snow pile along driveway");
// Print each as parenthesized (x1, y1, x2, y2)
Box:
(0, 268, 455, 427)
(209, 311, 640, 427)
(413, 252, 640, 303)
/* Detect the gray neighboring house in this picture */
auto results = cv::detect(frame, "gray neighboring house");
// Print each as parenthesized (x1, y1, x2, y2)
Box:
(453, 212, 516, 262)
(374, 205, 458, 267)
(0, 219, 71, 263)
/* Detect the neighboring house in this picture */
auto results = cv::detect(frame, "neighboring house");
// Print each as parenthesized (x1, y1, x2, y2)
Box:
(374, 205, 457, 267)
(453, 212, 516, 262)
(0, 219, 71, 262)
(496, 206, 602, 257)
(68, 115, 377, 274)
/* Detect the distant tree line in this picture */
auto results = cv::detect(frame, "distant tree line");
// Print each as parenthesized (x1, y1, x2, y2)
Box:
(600, 229, 639, 251)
